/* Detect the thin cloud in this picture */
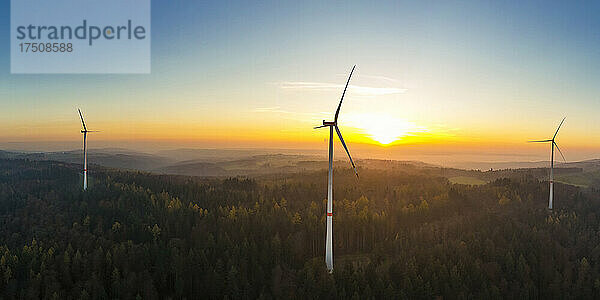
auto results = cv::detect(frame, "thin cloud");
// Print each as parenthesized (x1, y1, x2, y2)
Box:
(253, 106, 287, 113)
(253, 106, 330, 122)
(346, 74, 400, 83)
(253, 106, 326, 115)
(279, 82, 407, 96)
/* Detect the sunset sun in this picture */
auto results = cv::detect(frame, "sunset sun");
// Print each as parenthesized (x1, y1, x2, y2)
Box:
(345, 113, 425, 145)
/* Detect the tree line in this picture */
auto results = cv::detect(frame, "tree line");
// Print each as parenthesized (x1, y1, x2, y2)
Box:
(0, 158, 599, 299)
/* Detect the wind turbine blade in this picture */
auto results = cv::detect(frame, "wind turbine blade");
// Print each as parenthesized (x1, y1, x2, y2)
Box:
(314, 125, 328, 129)
(553, 117, 566, 139)
(528, 139, 552, 143)
(554, 142, 567, 163)
(334, 65, 356, 123)
(335, 125, 358, 178)
(78, 109, 87, 131)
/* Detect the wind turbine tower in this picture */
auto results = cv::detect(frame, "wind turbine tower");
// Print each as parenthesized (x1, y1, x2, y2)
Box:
(529, 117, 566, 210)
(314, 65, 359, 273)
(78, 109, 97, 191)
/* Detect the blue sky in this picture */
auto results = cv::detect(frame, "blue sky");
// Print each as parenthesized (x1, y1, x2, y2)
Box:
(1, 0, 600, 162)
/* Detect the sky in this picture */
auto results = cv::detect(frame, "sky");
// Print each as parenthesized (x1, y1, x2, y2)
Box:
(1, 0, 600, 164)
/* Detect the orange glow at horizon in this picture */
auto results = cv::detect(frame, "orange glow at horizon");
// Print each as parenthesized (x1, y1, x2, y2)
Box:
(342, 113, 429, 145)
(2, 110, 600, 159)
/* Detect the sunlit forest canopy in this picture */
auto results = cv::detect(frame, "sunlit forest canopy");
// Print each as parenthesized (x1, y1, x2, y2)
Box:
(0, 158, 599, 299)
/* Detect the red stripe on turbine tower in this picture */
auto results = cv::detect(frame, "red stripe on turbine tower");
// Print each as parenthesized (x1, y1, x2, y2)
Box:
(327, 212, 333, 216)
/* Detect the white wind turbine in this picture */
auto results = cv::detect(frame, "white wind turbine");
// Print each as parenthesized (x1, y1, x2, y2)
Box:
(78, 109, 97, 191)
(529, 117, 566, 210)
(314, 65, 359, 273)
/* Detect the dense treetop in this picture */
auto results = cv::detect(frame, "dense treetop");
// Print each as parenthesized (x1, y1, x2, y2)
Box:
(0, 158, 599, 299)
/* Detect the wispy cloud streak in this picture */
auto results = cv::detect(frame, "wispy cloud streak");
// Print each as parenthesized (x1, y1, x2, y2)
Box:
(253, 107, 288, 113)
(278, 82, 407, 96)
(253, 106, 330, 121)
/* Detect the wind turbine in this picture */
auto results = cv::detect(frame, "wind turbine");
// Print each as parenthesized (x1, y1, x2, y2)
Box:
(314, 65, 359, 273)
(78, 109, 97, 191)
(529, 117, 566, 210)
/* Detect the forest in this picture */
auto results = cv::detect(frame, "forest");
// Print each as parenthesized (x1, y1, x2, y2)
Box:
(1, 157, 600, 299)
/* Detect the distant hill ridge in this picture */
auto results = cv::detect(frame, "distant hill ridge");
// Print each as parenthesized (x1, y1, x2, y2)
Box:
(1, 148, 599, 186)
